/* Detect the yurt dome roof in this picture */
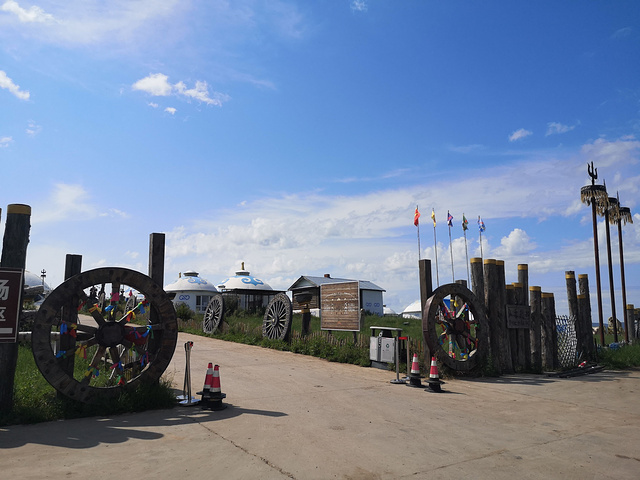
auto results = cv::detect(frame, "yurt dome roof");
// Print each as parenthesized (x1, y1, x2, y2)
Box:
(218, 262, 273, 291)
(164, 271, 218, 293)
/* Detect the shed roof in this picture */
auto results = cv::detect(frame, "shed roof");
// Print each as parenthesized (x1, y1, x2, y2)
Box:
(289, 275, 385, 292)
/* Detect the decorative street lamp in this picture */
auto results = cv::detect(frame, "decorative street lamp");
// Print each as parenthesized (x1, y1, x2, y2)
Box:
(612, 192, 633, 343)
(40, 269, 46, 286)
(603, 193, 619, 343)
(580, 162, 608, 346)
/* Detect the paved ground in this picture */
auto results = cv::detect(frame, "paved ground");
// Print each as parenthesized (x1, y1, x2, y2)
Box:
(2, 332, 640, 479)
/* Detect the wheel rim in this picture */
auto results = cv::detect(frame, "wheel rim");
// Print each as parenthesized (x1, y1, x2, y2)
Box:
(423, 283, 487, 372)
(31, 267, 178, 403)
(203, 293, 224, 334)
(262, 293, 292, 341)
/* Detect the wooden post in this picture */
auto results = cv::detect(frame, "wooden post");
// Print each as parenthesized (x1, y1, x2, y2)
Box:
(483, 259, 501, 374)
(505, 284, 518, 370)
(419, 259, 433, 363)
(149, 233, 166, 286)
(627, 304, 636, 342)
(470, 257, 484, 305)
(577, 274, 595, 358)
(512, 282, 529, 370)
(496, 260, 513, 373)
(58, 254, 82, 388)
(541, 293, 559, 369)
(0, 204, 31, 412)
(529, 286, 542, 372)
(518, 264, 530, 372)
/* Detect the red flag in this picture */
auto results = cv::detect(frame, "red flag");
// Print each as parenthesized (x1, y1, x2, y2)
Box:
(414, 207, 420, 226)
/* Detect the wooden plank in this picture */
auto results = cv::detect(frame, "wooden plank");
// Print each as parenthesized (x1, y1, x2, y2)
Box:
(320, 281, 360, 331)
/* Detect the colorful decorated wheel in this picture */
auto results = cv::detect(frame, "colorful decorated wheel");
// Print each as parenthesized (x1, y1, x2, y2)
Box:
(262, 293, 292, 341)
(423, 283, 487, 372)
(31, 267, 178, 404)
(203, 293, 224, 334)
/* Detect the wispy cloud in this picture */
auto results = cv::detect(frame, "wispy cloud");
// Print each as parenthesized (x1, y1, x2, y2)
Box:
(0, 136, 13, 147)
(1, 0, 54, 23)
(509, 128, 532, 142)
(546, 122, 575, 136)
(611, 27, 632, 39)
(351, 1, 368, 12)
(32, 183, 97, 223)
(165, 107, 176, 115)
(0, 70, 30, 100)
(26, 119, 41, 136)
(132, 73, 229, 106)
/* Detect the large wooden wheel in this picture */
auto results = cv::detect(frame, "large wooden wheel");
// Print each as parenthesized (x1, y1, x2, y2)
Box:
(32, 267, 178, 404)
(262, 293, 292, 341)
(423, 283, 487, 372)
(203, 293, 224, 334)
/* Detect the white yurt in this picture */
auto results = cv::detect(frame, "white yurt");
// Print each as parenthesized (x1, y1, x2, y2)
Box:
(164, 271, 218, 313)
(401, 299, 422, 319)
(217, 263, 279, 312)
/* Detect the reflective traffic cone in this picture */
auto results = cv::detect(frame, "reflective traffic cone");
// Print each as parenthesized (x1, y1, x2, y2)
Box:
(197, 362, 214, 401)
(407, 353, 423, 388)
(206, 364, 227, 411)
(426, 356, 445, 393)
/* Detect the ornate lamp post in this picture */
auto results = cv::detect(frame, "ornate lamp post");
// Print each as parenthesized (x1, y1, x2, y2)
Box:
(604, 193, 619, 343)
(40, 269, 46, 286)
(580, 162, 608, 346)
(613, 193, 633, 343)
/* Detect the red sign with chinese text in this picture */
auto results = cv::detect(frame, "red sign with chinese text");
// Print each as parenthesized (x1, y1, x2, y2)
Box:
(0, 268, 24, 343)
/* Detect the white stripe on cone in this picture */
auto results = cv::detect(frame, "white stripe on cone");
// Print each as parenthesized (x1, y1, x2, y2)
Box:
(203, 362, 214, 393)
(410, 354, 420, 375)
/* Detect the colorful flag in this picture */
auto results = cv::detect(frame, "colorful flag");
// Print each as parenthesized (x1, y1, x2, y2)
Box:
(431, 209, 436, 227)
(478, 216, 486, 232)
(447, 211, 453, 227)
(462, 214, 468, 231)
(414, 207, 420, 226)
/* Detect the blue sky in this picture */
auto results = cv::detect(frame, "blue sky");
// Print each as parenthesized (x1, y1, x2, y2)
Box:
(1, 1, 639, 319)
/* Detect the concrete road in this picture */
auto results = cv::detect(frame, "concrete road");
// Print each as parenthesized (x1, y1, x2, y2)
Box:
(2, 332, 639, 479)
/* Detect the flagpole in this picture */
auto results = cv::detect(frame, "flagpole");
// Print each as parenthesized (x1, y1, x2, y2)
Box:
(416, 205, 421, 261)
(432, 208, 439, 287)
(463, 213, 470, 286)
(448, 211, 455, 283)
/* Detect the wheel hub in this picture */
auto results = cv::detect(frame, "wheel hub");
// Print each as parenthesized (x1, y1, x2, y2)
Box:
(96, 322, 126, 347)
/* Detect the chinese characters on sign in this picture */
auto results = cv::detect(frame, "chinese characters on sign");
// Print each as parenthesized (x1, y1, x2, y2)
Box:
(0, 269, 24, 343)
(320, 281, 361, 332)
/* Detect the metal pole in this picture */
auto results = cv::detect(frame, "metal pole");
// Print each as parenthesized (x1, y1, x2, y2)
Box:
(604, 200, 618, 343)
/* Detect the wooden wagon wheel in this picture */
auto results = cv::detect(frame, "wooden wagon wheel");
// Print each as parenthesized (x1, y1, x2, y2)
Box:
(32, 267, 178, 404)
(423, 283, 487, 372)
(262, 293, 292, 341)
(203, 293, 224, 334)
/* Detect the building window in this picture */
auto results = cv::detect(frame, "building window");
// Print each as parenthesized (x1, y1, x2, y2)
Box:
(196, 295, 212, 313)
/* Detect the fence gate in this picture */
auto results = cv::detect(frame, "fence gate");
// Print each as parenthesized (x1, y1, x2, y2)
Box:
(556, 315, 578, 368)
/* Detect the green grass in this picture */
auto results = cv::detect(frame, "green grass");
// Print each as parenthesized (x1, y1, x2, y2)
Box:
(597, 342, 640, 369)
(0, 344, 177, 427)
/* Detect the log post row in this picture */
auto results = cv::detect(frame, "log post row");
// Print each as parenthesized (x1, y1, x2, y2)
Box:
(483, 259, 501, 374)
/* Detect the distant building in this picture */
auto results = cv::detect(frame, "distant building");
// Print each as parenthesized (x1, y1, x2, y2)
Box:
(217, 263, 282, 313)
(164, 271, 218, 314)
(402, 299, 422, 319)
(288, 274, 385, 316)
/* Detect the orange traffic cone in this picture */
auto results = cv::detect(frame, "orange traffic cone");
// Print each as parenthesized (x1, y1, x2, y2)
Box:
(407, 353, 423, 388)
(426, 356, 445, 392)
(197, 362, 214, 401)
(206, 364, 227, 411)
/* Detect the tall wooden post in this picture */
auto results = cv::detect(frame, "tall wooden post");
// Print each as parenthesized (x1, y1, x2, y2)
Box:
(0, 204, 31, 412)
(512, 282, 530, 370)
(529, 286, 542, 372)
(58, 254, 82, 389)
(419, 259, 433, 363)
(470, 257, 484, 305)
(627, 304, 636, 342)
(541, 293, 559, 369)
(505, 285, 518, 369)
(518, 264, 531, 372)
(496, 260, 513, 373)
(484, 259, 501, 374)
(148, 233, 166, 357)
(578, 274, 595, 358)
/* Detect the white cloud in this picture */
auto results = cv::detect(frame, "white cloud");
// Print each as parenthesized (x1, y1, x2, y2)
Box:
(26, 119, 41, 136)
(580, 136, 640, 169)
(32, 183, 97, 223)
(509, 128, 532, 142)
(494, 228, 537, 257)
(0, 70, 30, 100)
(133, 73, 229, 106)
(546, 122, 575, 136)
(165, 107, 176, 115)
(0, 136, 13, 147)
(148, 102, 158, 108)
(1, 0, 54, 23)
(351, 1, 368, 12)
(132, 73, 172, 96)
